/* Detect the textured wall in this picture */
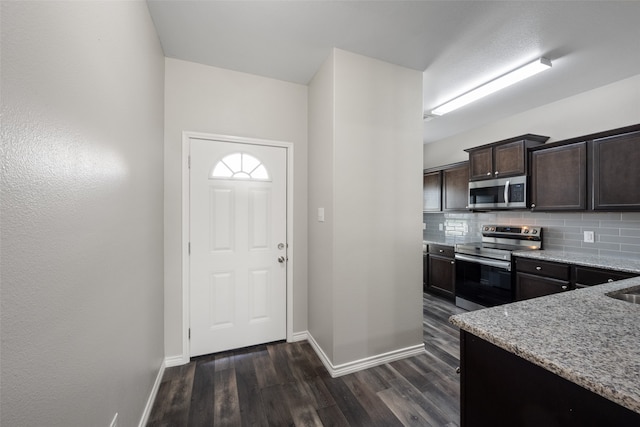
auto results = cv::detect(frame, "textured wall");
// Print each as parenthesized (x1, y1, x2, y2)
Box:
(1, 2, 165, 426)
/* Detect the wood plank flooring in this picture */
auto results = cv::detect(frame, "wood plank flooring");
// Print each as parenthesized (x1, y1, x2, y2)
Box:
(147, 292, 465, 426)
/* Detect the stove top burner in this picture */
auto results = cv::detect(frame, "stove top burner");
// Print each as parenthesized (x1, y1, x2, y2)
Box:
(455, 224, 543, 261)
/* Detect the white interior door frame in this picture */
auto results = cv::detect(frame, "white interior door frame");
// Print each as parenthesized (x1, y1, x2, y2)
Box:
(181, 131, 294, 363)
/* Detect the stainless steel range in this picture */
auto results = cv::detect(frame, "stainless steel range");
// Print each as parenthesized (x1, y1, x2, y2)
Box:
(454, 225, 542, 311)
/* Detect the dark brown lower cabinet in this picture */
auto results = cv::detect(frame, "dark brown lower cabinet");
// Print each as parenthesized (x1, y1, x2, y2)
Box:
(514, 257, 571, 301)
(428, 255, 455, 297)
(426, 244, 455, 298)
(460, 331, 640, 427)
(515, 272, 569, 300)
(514, 256, 639, 300)
(574, 265, 638, 288)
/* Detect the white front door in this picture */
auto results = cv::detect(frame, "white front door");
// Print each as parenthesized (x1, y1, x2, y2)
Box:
(189, 138, 287, 357)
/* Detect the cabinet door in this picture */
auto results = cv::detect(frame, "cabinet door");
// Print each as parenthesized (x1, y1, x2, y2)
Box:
(593, 130, 640, 210)
(423, 171, 442, 212)
(530, 142, 587, 211)
(423, 254, 428, 291)
(494, 140, 526, 178)
(427, 254, 455, 297)
(468, 147, 493, 181)
(514, 257, 570, 281)
(443, 163, 469, 211)
(515, 272, 570, 301)
(573, 266, 638, 288)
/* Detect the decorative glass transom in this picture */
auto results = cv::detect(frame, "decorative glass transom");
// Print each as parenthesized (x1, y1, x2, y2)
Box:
(210, 152, 270, 180)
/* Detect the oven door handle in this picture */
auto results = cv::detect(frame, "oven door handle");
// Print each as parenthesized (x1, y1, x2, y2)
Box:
(455, 253, 511, 271)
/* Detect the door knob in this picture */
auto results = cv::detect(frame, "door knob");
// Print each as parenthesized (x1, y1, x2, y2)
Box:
(278, 256, 286, 263)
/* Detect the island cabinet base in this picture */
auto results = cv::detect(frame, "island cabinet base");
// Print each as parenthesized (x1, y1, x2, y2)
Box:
(460, 331, 640, 427)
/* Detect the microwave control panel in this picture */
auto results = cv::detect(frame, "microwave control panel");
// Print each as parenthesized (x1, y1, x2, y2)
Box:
(509, 183, 525, 202)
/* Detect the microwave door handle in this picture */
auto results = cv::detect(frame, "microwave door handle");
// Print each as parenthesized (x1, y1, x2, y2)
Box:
(504, 180, 510, 204)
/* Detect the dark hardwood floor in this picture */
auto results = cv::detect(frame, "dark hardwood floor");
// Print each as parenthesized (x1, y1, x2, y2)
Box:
(147, 292, 465, 426)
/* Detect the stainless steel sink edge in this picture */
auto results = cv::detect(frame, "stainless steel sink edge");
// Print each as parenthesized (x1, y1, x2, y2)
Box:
(606, 285, 640, 304)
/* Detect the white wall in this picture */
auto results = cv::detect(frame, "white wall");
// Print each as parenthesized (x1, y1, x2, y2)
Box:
(0, 2, 165, 426)
(308, 49, 424, 367)
(424, 73, 640, 168)
(308, 52, 336, 361)
(164, 58, 308, 359)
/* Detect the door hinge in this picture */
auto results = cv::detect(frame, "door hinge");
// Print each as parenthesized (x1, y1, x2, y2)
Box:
(188, 155, 191, 169)
(188, 328, 191, 339)
(188, 242, 191, 254)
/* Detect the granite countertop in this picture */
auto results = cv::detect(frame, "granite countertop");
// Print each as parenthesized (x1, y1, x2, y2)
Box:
(450, 277, 640, 414)
(513, 249, 640, 274)
(423, 237, 477, 248)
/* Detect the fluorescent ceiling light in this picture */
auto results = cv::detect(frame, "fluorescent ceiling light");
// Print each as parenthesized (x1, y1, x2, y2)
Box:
(430, 57, 552, 116)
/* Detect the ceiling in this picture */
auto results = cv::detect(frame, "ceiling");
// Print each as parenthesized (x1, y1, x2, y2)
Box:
(146, 1, 640, 144)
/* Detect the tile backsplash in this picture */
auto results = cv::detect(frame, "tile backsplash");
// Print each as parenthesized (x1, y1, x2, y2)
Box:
(423, 211, 640, 260)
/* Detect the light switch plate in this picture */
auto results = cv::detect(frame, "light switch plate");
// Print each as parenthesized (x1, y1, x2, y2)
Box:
(584, 231, 595, 243)
(317, 207, 325, 222)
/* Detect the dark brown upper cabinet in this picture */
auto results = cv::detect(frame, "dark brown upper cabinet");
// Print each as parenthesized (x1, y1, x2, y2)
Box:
(466, 135, 549, 181)
(423, 161, 469, 212)
(592, 129, 640, 210)
(423, 170, 442, 212)
(530, 141, 588, 211)
(528, 124, 640, 212)
(443, 162, 469, 211)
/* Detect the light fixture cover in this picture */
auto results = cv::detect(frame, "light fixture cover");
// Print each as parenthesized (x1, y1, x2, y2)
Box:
(430, 57, 552, 116)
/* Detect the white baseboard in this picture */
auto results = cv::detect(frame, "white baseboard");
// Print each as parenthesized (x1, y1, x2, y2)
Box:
(165, 354, 189, 368)
(306, 333, 426, 378)
(290, 330, 309, 342)
(138, 359, 166, 427)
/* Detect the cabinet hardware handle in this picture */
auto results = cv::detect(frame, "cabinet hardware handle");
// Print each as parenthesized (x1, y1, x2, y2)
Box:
(450, 261, 455, 265)
(456, 367, 461, 374)
(531, 203, 536, 208)
(486, 172, 491, 176)
(494, 171, 499, 175)
(439, 249, 444, 253)
(562, 285, 568, 290)
(607, 279, 614, 283)
(536, 266, 542, 270)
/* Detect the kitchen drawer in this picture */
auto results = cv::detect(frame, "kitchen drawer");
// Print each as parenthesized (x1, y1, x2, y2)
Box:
(573, 266, 638, 288)
(514, 257, 570, 281)
(515, 272, 571, 301)
(428, 244, 454, 258)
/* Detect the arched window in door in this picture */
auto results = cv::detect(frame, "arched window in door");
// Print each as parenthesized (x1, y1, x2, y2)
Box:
(210, 152, 270, 181)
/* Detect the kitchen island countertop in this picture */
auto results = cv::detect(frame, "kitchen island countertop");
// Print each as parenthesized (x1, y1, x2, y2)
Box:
(450, 276, 640, 414)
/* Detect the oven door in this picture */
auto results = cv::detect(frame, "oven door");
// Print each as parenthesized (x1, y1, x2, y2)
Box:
(455, 253, 514, 310)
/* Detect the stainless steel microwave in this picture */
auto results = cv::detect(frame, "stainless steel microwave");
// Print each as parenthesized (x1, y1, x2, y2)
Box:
(468, 175, 527, 209)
